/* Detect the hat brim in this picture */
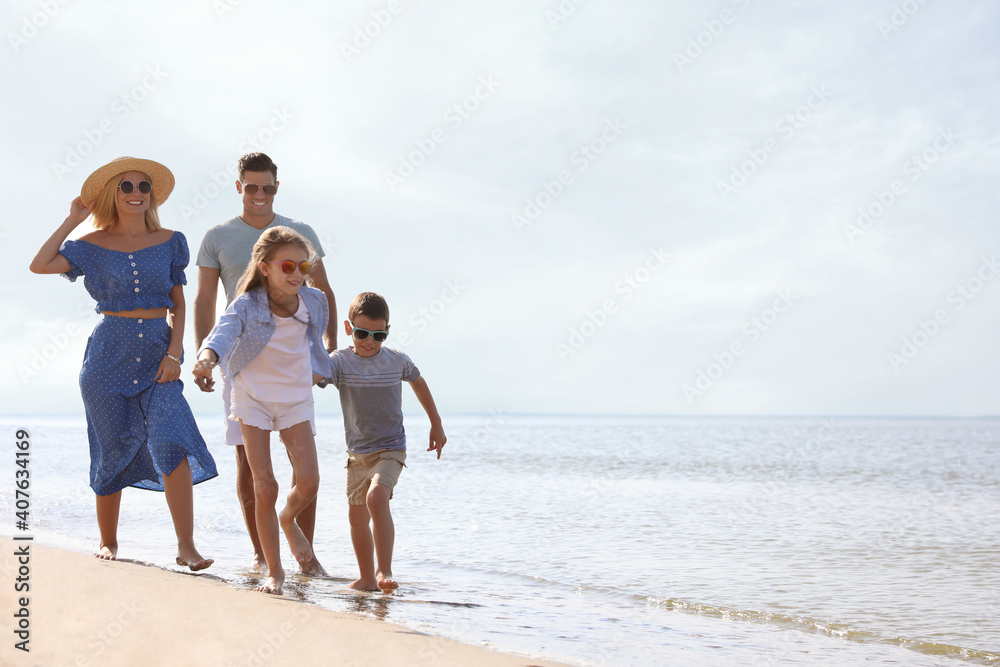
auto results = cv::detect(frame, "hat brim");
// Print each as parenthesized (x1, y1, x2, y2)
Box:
(81, 157, 175, 207)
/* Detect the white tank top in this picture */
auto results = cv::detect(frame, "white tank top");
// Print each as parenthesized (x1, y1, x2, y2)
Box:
(235, 296, 313, 402)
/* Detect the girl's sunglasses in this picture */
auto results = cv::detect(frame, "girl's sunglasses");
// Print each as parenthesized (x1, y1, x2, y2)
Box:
(350, 324, 388, 342)
(240, 182, 277, 196)
(119, 181, 152, 195)
(267, 260, 313, 275)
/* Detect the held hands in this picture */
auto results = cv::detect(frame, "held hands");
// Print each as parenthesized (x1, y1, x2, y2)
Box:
(427, 423, 447, 459)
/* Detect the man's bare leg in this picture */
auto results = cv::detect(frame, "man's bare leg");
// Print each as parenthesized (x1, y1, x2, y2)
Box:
(235, 444, 266, 570)
(287, 468, 326, 575)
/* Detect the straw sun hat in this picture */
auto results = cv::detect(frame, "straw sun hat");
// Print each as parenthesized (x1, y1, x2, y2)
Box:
(80, 156, 175, 206)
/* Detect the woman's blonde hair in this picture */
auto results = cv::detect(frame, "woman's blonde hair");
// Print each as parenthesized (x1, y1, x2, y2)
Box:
(90, 172, 162, 231)
(235, 226, 315, 296)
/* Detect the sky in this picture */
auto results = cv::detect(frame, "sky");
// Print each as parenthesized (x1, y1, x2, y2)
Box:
(2, 1, 998, 417)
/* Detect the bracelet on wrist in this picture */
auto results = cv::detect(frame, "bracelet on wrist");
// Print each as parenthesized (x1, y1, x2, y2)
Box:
(164, 353, 181, 364)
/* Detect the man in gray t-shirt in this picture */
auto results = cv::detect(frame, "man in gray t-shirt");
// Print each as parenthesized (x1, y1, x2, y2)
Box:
(193, 152, 336, 575)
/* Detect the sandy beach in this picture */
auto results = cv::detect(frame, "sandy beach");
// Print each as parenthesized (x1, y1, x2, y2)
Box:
(0, 539, 564, 667)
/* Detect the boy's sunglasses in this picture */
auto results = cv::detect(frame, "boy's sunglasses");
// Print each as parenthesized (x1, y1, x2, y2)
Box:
(267, 260, 313, 275)
(240, 182, 277, 196)
(119, 181, 152, 195)
(350, 324, 388, 342)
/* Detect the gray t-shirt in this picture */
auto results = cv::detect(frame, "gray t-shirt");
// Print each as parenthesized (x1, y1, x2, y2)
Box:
(330, 347, 421, 454)
(195, 214, 326, 305)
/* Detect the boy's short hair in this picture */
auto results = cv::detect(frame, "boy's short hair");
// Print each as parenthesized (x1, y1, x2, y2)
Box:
(349, 292, 390, 323)
(238, 152, 278, 180)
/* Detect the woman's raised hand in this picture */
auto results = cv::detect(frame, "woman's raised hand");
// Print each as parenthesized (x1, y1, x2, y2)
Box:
(67, 196, 96, 226)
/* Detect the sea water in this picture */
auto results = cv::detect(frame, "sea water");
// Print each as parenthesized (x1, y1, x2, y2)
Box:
(2, 414, 998, 666)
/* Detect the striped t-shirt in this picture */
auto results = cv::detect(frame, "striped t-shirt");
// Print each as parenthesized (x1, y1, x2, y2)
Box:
(329, 347, 420, 454)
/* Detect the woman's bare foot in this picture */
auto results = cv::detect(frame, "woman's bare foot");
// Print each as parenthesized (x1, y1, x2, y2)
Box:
(176, 555, 214, 571)
(348, 577, 381, 592)
(95, 543, 118, 560)
(377, 572, 399, 591)
(254, 574, 284, 595)
(176, 545, 214, 571)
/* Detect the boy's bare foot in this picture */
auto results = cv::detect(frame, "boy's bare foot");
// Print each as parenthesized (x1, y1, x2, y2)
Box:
(279, 509, 315, 567)
(299, 556, 328, 577)
(254, 575, 284, 595)
(95, 543, 118, 560)
(377, 572, 399, 591)
(348, 577, 381, 592)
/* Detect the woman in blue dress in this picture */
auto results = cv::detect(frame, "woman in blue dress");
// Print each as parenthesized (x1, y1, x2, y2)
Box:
(30, 156, 217, 570)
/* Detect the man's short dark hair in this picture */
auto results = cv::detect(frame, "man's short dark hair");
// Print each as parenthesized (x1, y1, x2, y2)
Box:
(238, 153, 278, 180)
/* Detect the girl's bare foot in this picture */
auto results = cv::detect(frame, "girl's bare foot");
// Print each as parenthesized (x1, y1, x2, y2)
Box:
(377, 572, 399, 591)
(254, 575, 283, 595)
(95, 543, 118, 560)
(348, 577, 381, 592)
(278, 509, 315, 567)
(299, 556, 328, 577)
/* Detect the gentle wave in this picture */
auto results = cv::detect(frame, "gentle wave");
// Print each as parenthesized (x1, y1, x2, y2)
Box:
(647, 595, 1000, 665)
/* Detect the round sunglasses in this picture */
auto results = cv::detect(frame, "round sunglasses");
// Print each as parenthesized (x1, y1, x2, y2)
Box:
(267, 260, 313, 275)
(240, 182, 277, 196)
(349, 323, 389, 342)
(119, 181, 152, 195)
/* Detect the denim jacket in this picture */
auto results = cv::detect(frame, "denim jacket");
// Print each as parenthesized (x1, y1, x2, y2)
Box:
(200, 286, 332, 380)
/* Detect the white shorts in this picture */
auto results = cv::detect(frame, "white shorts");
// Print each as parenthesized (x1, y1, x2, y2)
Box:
(221, 368, 243, 446)
(230, 381, 316, 434)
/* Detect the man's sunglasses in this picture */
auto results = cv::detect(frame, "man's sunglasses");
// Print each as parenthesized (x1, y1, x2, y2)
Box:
(267, 260, 313, 275)
(240, 182, 277, 196)
(350, 323, 389, 342)
(119, 181, 152, 195)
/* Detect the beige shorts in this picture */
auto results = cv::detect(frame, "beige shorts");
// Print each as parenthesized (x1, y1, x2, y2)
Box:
(346, 450, 406, 505)
(230, 383, 316, 434)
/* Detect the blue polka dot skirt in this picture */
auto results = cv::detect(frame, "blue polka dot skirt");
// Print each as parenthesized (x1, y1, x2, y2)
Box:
(80, 316, 217, 495)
